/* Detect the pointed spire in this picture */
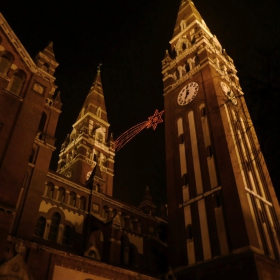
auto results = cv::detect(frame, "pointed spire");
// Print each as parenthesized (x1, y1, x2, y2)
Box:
(35, 41, 58, 75)
(54, 90, 61, 102)
(53, 90, 62, 110)
(42, 41, 56, 61)
(172, 0, 205, 40)
(139, 186, 156, 216)
(88, 63, 103, 96)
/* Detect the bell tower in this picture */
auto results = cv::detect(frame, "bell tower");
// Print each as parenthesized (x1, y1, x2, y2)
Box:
(163, 0, 280, 278)
(57, 66, 115, 196)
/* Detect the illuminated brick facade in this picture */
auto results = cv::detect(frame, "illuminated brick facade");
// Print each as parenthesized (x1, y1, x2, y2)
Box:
(163, 1, 280, 279)
(0, 13, 167, 280)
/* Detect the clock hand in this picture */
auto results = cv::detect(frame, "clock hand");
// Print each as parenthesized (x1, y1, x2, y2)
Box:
(184, 90, 190, 100)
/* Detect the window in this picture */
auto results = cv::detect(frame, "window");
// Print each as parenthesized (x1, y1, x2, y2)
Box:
(9, 70, 25, 95)
(33, 82, 44, 94)
(0, 51, 13, 74)
(212, 193, 221, 208)
(45, 182, 54, 198)
(48, 212, 61, 242)
(69, 192, 76, 207)
(186, 224, 193, 240)
(37, 112, 47, 139)
(34, 217, 46, 238)
(182, 173, 188, 186)
(96, 107, 101, 118)
(41, 63, 50, 73)
(179, 134, 184, 144)
(62, 225, 72, 245)
(201, 106, 207, 117)
(206, 145, 213, 158)
(29, 147, 36, 164)
(57, 187, 66, 203)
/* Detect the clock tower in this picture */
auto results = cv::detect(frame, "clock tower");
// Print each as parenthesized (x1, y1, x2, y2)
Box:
(163, 0, 280, 278)
(57, 67, 115, 196)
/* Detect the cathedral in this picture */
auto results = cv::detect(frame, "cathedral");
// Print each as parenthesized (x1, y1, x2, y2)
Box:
(1, 1, 280, 279)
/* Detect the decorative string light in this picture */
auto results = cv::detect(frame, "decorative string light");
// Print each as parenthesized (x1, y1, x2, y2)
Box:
(114, 109, 164, 152)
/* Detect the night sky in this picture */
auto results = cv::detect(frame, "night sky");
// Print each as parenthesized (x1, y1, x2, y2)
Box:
(1, 0, 279, 207)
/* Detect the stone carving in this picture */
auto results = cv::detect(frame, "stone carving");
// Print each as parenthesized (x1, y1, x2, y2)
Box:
(187, 56, 196, 71)
(211, 35, 222, 52)
(175, 36, 191, 56)
(178, 65, 186, 78)
(214, 57, 220, 69)
(15, 242, 26, 253)
(180, 19, 187, 31)
(221, 65, 227, 75)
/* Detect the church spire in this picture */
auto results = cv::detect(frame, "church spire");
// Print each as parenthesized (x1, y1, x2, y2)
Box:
(172, 0, 205, 39)
(57, 66, 115, 196)
(139, 186, 156, 216)
(35, 41, 58, 76)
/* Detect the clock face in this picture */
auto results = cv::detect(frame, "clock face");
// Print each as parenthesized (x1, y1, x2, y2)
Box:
(177, 82, 199, 106)
(220, 81, 237, 105)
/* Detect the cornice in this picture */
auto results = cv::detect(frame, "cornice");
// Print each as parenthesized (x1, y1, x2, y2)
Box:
(170, 19, 213, 45)
(73, 112, 109, 128)
(47, 172, 91, 194)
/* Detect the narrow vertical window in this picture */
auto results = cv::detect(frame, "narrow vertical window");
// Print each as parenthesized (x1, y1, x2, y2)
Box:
(57, 187, 66, 203)
(9, 71, 25, 95)
(34, 217, 46, 238)
(0, 51, 13, 74)
(62, 225, 72, 245)
(186, 224, 193, 240)
(45, 183, 54, 198)
(206, 145, 213, 158)
(48, 212, 61, 242)
(69, 192, 76, 207)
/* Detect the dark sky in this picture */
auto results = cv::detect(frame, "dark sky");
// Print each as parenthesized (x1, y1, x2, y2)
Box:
(1, 0, 280, 207)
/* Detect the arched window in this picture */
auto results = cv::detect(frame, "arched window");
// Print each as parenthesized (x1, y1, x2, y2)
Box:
(34, 217, 46, 238)
(96, 107, 101, 118)
(96, 132, 103, 143)
(37, 112, 47, 139)
(201, 106, 207, 118)
(62, 225, 72, 245)
(80, 196, 87, 210)
(9, 70, 26, 95)
(45, 182, 54, 198)
(41, 63, 50, 73)
(57, 187, 66, 203)
(0, 51, 13, 74)
(48, 212, 61, 242)
(69, 192, 76, 207)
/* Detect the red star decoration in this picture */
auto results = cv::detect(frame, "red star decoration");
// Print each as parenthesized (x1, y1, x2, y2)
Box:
(147, 109, 164, 130)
